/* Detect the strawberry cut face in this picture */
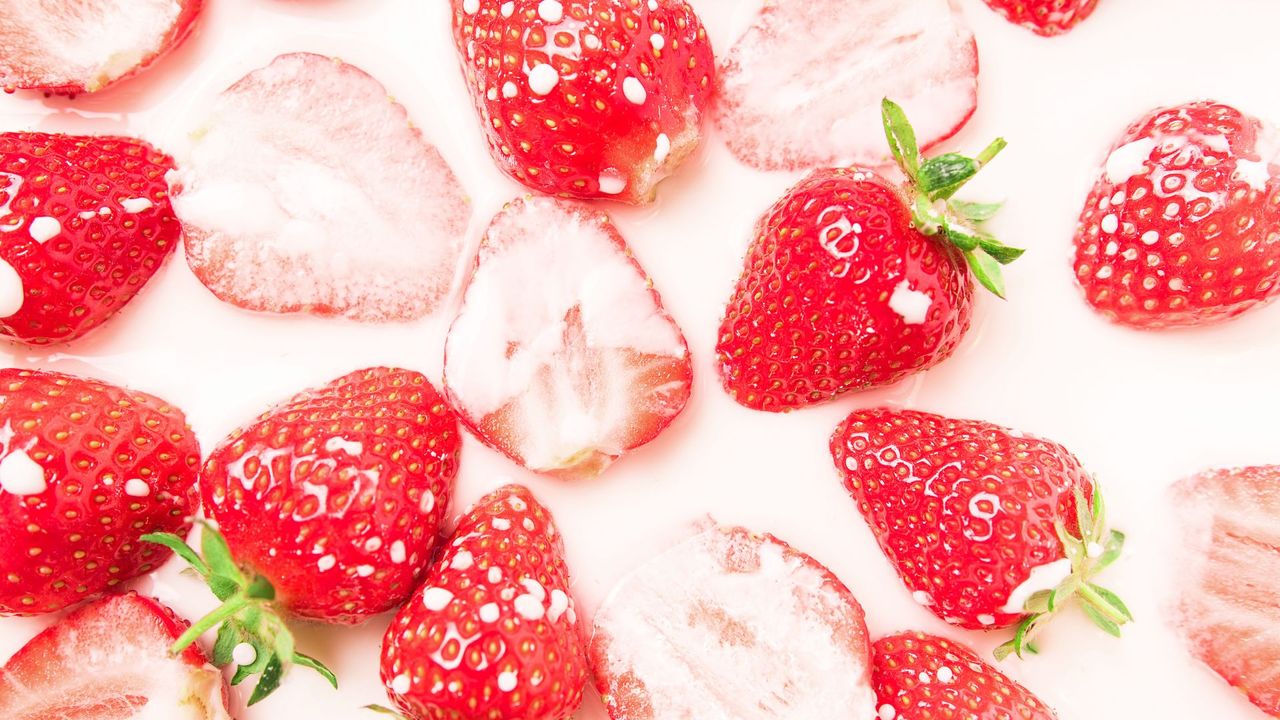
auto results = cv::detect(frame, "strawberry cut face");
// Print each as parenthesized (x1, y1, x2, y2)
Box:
(445, 196, 691, 478)
(452, 0, 714, 202)
(0, 592, 232, 720)
(171, 53, 470, 321)
(716, 0, 977, 170)
(589, 526, 875, 719)
(0, 0, 203, 94)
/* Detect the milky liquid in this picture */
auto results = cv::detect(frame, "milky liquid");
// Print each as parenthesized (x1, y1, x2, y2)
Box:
(3, 0, 1280, 717)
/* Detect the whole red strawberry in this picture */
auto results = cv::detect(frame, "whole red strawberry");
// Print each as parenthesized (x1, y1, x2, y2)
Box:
(982, 0, 1098, 36)
(0, 132, 182, 345)
(380, 484, 588, 720)
(0, 368, 200, 616)
(451, 0, 714, 203)
(716, 100, 1021, 411)
(0, 592, 233, 720)
(146, 367, 461, 704)
(830, 408, 1129, 658)
(872, 632, 1058, 720)
(1074, 100, 1280, 328)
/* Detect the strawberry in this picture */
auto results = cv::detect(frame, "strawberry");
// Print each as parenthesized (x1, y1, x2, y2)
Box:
(872, 631, 1058, 720)
(379, 484, 588, 720)
(1073, 100, 1280, 328)
(1172, 466, 1280, 716)
(981, 0, 1098, 36)
(716, 100, 1021, 411)
(145, 367, 461, 703)
(717, 0, 978, 170)
(0, 132, 182, 345)
(0, 592, 232, 720)
(830, 408, 1130, 658)
(0, 368, 200, 616)
(450, 0, 714, 203)
(171, 53, 470, 321)
(590, 525, 875, 719)
(444, 196, 691, 478)
(0, 0, 203, 94)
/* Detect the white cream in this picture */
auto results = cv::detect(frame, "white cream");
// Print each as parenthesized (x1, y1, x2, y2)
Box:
(120, 197, 155, 213)
(889, 281, 931, 324)
(0, 259, 24, 317)
(527, 63, 559, 96)
(422, 587, 453, 611)
(622, 77, 647, 105)
(1000, 558, 1073, 614)
(124, 478, 151, 497)
(28, 216, 60, 243)
(1105, 138, 1156, 184)
(0, 450, 46, 496)
(1234, 159, 1271, 191)
(537, 0, 563, 22)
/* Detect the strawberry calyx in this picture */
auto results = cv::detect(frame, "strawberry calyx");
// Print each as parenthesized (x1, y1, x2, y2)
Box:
(881, 98, 1024, 298)
(142, 522, 337, 704)
(994, 483, 1131, 660)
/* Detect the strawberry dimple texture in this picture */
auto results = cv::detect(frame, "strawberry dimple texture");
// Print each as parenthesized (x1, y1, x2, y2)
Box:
(382, 485, 587, 720)
(831, 409, 1089, 629)
(982, 0, 1098, 36)
(0, 369, 200, 616)
(716, 168, 973, 412)
(201, 368, 460, 623)
(452, 0, 714, 201)
(1074, 101, 1280, 328)
(0, 133, 180, 344)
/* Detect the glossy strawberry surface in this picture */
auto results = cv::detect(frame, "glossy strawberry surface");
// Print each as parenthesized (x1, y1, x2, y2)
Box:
(201, 367, 460, 624)
(381, 484, 588, 720)
(451, 0, 714, 202)
(0, 132, 181, 345)
(0, 368, 200, 616)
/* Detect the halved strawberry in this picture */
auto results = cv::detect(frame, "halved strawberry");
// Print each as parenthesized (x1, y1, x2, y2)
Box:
(589, 525, 875, 719)
(0, 592, 232, 720)
(0, 132, 182, 345)
(170, 53, 470, 321)
(0, 0, 203, 94)
(872, 632, 1058, 720)
(0, 368, 201, 616)
(451, 0, 714, 202)
(716, 0, 978, 170)
(379, 484, 588, 720)
(444, 196, 691, 478)
(1172, 466, 1280, 716)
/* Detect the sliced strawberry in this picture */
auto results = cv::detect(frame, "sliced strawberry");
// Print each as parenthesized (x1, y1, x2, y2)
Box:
(380, 484, 588, 720)
(589, 526, 875, 719)
(171, 53, 470, 321)
(1172, 466, 1280, 716)
(0, 592, 232, 720)
(0, 0, 203, 94)
(872, 632, 1058, 720)
(444, 196, 691, 478)
(716, 0, 978, 170)
(0, 132, 182, 345)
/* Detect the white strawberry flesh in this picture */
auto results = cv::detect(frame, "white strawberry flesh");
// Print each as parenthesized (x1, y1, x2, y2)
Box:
(0, 593, 231, 720)
(171, 52, 470, 321)
(716, 0, 977, 169)
(589, 526, 876, 719)
(444, 196, 691, 478)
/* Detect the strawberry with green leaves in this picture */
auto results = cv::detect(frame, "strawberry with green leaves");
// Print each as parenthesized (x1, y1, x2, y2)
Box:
(831, 408, 1130, 659)
(145, 367, 462, 703)
(716, 99, 1022, 411)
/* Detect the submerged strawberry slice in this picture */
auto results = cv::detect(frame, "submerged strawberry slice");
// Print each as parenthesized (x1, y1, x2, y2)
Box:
(0, 0, 203, 94)
(716, 0, 977, 170)
(589, 526, 875, 719)
(171, 53, 470, 321)
(444, 196, 691, 478)
(0, 592, 232, 720)
(1172, 466, 1280, 716)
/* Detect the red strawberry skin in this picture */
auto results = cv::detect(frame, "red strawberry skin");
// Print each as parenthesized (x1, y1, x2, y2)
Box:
(982, 0, 1098, 36)
(0, 592, 232, 720)
(201, 367, 461, 624)
(1074, 100, 1280, 328)
(381, 484, 588, 720)
(717, 168, 973, 411)
(0, 132, 182, 345)
(873, 631, 1058, 720)
(830, 408, 1090, 629)
(452, 0, 714, 203)
(0, 369, 200, 616)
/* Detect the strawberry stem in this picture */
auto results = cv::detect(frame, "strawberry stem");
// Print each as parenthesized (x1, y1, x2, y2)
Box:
(170, 595, 248, 654)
